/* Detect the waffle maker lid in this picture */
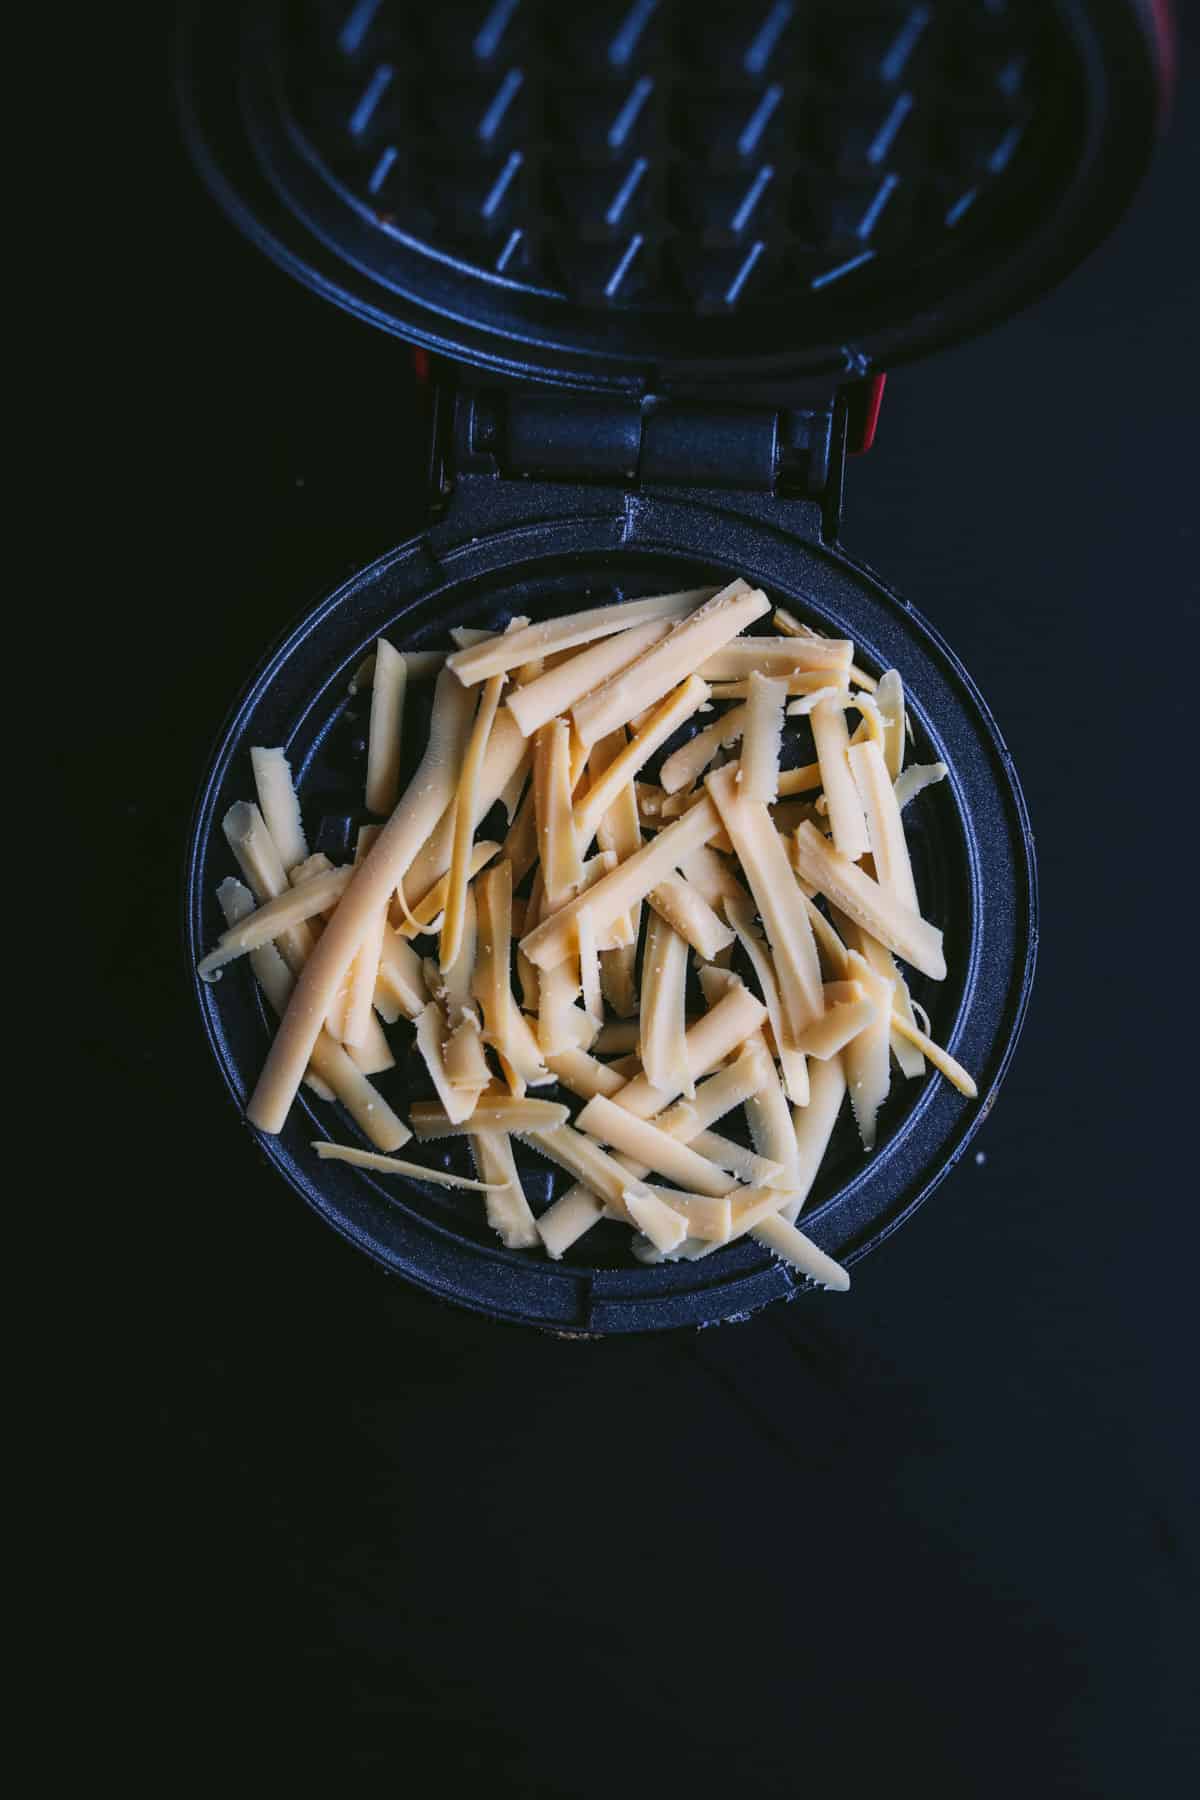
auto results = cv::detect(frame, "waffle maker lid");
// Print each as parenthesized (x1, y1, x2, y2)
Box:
(177, 0, 1169, 396)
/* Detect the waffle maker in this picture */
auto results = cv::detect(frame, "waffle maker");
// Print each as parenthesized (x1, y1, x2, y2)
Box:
(178, 0, 1170, 1333)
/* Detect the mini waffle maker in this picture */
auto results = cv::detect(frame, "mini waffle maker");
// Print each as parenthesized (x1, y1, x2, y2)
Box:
(178, 1, 1170, 1333)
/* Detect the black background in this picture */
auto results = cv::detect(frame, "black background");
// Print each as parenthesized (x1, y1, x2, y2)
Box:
(145, 15, 1197, 1792)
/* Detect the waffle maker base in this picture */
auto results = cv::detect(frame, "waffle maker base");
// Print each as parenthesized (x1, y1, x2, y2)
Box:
(186, 481, 1035, 1332)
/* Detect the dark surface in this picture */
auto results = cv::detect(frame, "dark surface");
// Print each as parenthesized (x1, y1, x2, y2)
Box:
(139, 16, 1196, 1791)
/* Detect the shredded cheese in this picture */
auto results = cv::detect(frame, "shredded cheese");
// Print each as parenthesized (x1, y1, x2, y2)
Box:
(522, 1122, 670, 1234)
(799, 891, 849, 978)
(546, 1049, 767, 1202)
(217, 566, 974, 1288)
(788, 1051, 847, 1209)
(537, 958, 583, 1057)
(445, 1009, 491, 1092)
(469, 1131, 539, 1248)
(750, 1214, 851, 1289)
(326, 825, 378, 1039)
(705, 764, 823, 1044)
(351, 648, 446, 690)
(546, 1046, 622, 1102)
(534, 718, 584, 911)
(393, 841, 500, 939)
(222, 800, 316, 973)
(722, 895, 810, 1104)
(410, 1094, 568, 1136)
(344, 1017, 396, 1078)
(739, 671, 787, 803)
(771, 607, 813, 636)
(364, 639, 409, 816)
(500, 784, 539, 888)
(659, 703, 747, 794)
(440, 673, 505, 972)
(537, 1184, 606, 1258)
(222, 808, 391, 1074)
(519, 795, 722, 971)
(790, 984, 879, 1059)
(848, 690, 886, 749)
(338, 827, 390, 1050)
(534, 851, 617, 1054)
(708, 673, 849, 702)
(768, 799, 818, 837)
(247, 669, 477, 1132)
(589, 727, 641, 1014)
(216, 877, 409, 1150)
(840, 945, 894, 1151)
(313, 1142, 508, 1191)
(647, 875, 734, 962)
(810, 695, 871, 862)
(374, 925, 426, 1023)
(687, 1133, 784, 1187)
(676, 844, 750, 914)
(566, 725, 588, 794)
(743, 1041, 801, 1194)
(618, 1188, 689, 1253)
(577, 906, 603, 1026)
(697, 637, 853, 678)
(505, 619, 674, 737)
(875, 670, 906, 779)
(413, 1002, 482, 1127)
(571, 580, 768, 749)
(848, 738, 919, 914)
(575, 1094, 737, 1197)
(660, 787, 714, 820)
(473, 859, 551, 1095)
(610, 980, 767, 1120)
(521, 1137, 683, 1252)
(785, 684, 845, 716)
(573, 677, 708, 847)
(791, 821, 946, 980)
(638, 910, 692, 1097)
(688, 1049, 842, 1242)
(497, 752, 530, 826)
(289, 850, 335, 891)
(197, 866, 352, 980)
(720, 1057, 846, 1242)
(889, 968, 928, 1079)
(250, 746, 308, 872)
(446, 589, 709, 685)
(655, 1042, 772, 1135)
(895, 762, 948, 811)
(640, 1187, 732, 1242)
(401, 710, 527, 905)
(887, 1009, 977, 1097)
(634, 781, 667, 820)
(433, 878, 474, 1022)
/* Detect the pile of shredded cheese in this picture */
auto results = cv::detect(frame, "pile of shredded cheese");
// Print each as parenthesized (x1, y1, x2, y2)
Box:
(198, 579, 974, 1292)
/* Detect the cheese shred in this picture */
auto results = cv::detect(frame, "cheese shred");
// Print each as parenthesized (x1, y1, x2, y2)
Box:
(739, 671, 787, 803)
(571, 581, 769, 750)
(364, 640, 409, 816)
(205, 576, 974, 1293)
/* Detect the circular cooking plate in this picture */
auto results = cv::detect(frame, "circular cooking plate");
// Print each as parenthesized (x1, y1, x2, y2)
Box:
(186, 498, 1036, 1333)
(178, 0, 1161, 388)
